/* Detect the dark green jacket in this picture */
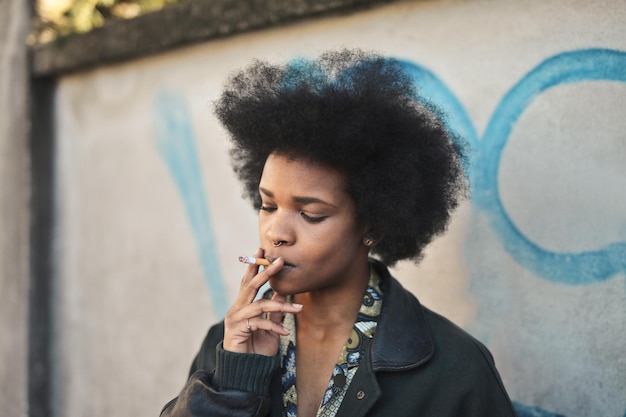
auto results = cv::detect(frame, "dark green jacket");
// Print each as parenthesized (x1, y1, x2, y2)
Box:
(161, 260, 518, 417)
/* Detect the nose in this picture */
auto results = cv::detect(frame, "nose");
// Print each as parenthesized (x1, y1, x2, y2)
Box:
(263, 209, 294, 248)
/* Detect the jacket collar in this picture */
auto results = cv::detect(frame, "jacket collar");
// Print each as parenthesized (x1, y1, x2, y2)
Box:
(368, 259, 434, 372)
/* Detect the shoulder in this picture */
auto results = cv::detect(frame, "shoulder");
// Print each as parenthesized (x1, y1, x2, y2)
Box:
(421, 308, 517, 413)
(414, 304, 514, 406)
(422, 307, 497, 370)
(384, 277, 501, 380)
(371, 260, 516, 414)
(374, 259, 499, 373)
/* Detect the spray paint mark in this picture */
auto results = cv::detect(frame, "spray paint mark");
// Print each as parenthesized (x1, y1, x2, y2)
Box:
(152, 49, 625, 416)
(154, 49, 624, 301)
(400, 48, 626, 286)
(477, 48, 626, 285)
(154, 90, 228, 317)
(399, 60, 479, 177)
(513, 402, 566, 417)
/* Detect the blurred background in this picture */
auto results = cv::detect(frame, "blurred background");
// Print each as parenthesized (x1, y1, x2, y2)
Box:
(1, 0, 625, 416)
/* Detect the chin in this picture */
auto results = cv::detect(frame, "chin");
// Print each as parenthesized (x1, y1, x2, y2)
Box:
(268, 278, 305, 297)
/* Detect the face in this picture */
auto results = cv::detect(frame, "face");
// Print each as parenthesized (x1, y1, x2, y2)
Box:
(259, 153, 371, 296)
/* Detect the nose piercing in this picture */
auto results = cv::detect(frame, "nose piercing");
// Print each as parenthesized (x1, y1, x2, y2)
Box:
(272, 241, 283, 248)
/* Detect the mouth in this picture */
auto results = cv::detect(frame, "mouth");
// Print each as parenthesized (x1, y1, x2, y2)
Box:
(266, 256, 295, 268)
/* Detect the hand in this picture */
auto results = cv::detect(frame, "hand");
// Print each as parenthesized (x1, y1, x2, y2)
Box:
(223, 248, 303, 356)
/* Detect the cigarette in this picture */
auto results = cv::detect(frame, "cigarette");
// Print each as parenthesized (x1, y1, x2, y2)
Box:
(238, 256, 270, 266)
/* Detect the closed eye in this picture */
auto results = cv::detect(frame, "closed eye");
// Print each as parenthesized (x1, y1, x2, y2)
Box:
(260, 205, 327, 223)
(300, 211, 328, 223)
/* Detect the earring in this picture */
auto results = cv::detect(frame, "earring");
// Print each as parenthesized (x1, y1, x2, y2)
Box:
(363, 236, 375, 247)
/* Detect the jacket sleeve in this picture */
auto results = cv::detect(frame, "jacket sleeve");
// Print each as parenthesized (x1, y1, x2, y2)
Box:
(160, 338, 280, 417)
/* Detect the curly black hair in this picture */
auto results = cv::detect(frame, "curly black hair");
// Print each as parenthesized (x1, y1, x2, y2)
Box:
(214, 49, 467, 266)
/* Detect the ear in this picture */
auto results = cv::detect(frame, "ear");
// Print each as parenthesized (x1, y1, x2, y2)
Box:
(362, 230, 383, 248)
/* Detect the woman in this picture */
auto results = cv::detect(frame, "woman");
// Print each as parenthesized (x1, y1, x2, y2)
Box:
(161, 49, 517, 417)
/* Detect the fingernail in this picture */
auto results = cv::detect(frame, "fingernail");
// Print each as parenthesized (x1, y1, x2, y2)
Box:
(292, 303, 303, 309)
(272, 257, 281, 264)
(282, 326, 291, 334)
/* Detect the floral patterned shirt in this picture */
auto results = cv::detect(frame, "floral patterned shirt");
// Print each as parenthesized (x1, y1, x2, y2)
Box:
(279, 269, 383, 417)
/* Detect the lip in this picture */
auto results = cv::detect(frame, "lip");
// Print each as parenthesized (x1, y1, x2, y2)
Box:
(266, 255, 295, 268)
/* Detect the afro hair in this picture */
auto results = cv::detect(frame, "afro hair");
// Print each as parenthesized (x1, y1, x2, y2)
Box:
(214, 49, 467, 266)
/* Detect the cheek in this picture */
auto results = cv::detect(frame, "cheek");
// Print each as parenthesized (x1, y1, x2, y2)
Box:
(313, 223, 363, 257)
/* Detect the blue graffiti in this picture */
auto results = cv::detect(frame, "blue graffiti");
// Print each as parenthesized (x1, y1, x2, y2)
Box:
(400, 48, 626, 286)
(153, 48, 625, 417)
(513, 402, 566, 417)
(154, 90, 228, 317)
(399, 59, 479, 172)
(402, 48, 626, 417)
(153, 48, 625, 309)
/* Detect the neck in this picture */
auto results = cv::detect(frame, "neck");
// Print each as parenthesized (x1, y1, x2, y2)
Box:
(294, 263, 370, 334)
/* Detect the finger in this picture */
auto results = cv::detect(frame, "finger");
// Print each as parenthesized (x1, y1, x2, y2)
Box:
(226, 300, 301, 333)
(246, 315, 291, 336)
(233, 249, 272, 309)
(233, 298, 302, 322)
(238, 258, 284, 304)
(239, 247, 264, 289)
(267, 292, 289, 324)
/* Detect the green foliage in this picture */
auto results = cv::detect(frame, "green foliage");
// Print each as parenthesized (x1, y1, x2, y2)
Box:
(33, 0, 187, 44)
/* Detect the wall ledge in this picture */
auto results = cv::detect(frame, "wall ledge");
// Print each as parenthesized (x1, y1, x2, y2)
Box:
(30, 0, 405, 77)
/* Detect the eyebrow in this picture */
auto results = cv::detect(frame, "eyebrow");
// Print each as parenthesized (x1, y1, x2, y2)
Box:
(259, 187, 338, 208)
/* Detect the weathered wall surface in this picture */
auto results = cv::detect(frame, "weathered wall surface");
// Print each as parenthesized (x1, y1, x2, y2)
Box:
(50, 0, 625, 416)
(0, 0, 30, 416)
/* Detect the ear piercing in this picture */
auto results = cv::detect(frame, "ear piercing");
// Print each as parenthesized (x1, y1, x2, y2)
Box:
(363, 236, 375, 247)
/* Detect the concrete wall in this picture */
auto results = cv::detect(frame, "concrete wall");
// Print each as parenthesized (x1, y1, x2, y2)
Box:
(50, 0, 625, 416)
(0, 0, 30, 416)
